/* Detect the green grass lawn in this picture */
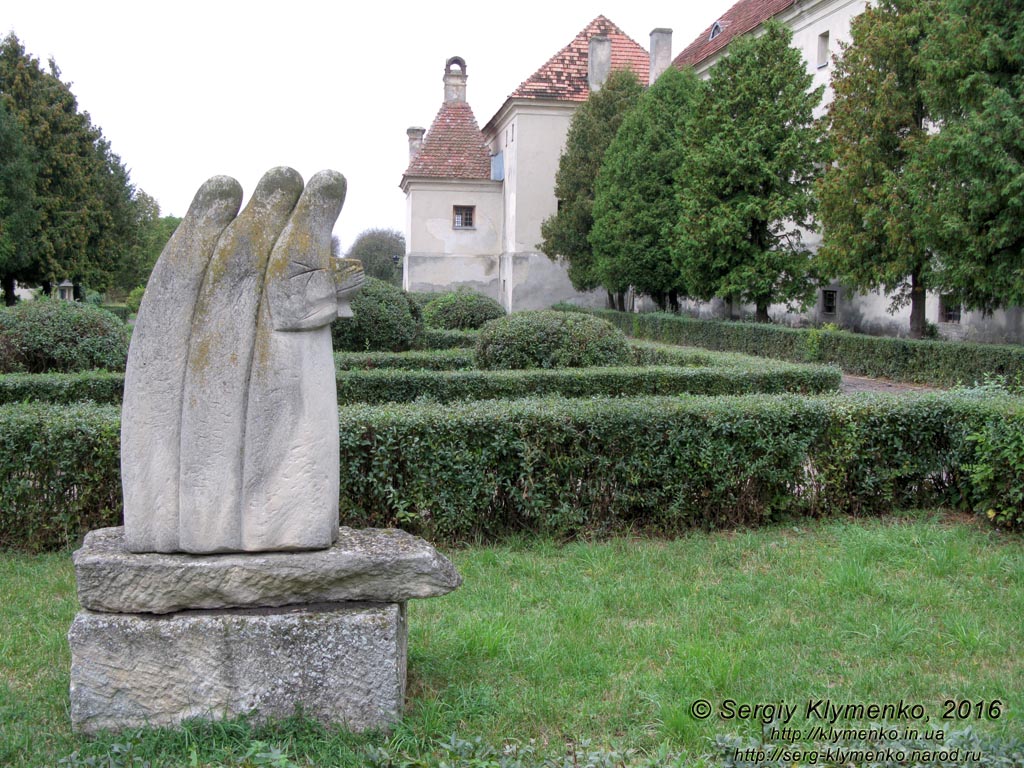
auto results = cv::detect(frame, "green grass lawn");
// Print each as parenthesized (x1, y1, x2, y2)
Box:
(2, 513, 1022, 767)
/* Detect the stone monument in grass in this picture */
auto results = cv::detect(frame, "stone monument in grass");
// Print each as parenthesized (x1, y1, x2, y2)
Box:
(68, 168, 460, 734)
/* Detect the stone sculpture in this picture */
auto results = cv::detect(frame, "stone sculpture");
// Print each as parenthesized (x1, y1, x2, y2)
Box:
(121, 167, 364, 554)
(70, 168, 461, 735)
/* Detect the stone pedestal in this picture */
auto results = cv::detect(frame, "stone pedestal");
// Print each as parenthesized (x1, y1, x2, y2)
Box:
(68, 527, 460, 735)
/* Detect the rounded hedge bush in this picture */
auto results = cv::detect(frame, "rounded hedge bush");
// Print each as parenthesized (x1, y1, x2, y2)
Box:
(474, 310, 632, 369)
(331, 277, 422, 352)
(423, 290, 506, 331)
(0, 298, 129, 373)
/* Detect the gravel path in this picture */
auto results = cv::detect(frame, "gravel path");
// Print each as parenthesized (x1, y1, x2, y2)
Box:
(839, 374, 939, 395)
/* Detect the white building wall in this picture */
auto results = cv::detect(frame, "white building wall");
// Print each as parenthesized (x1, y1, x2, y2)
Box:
(402, 179, 504, 298)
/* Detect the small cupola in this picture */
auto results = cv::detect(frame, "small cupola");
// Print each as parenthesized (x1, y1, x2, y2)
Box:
(444, 56, 468, 103)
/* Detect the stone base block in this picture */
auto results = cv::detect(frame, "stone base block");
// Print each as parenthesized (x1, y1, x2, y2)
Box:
(68, 601, 406, 735)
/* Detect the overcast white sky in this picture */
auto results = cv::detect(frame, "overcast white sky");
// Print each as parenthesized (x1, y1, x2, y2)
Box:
(6, 1, 736, 252)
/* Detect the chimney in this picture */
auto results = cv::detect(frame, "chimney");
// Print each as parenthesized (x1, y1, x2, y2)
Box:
(588, 35, 612, 92)
(649, 28, 673, 84)
(443, 56, 467, 102)
(407, 127, 425, 161)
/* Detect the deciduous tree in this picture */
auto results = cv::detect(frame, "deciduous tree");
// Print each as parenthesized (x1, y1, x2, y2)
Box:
(539, 69, 643, 306)
(347, 228, 405, 286)
(674, 21, 825, 323)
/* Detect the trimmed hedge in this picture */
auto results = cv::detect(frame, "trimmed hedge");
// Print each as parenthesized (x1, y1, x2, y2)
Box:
(3, 392, 1021, 550)
(335, 365, 841, 404)
(2, 358, 839, 406)
(414, 327, 478, 350)
(335, 349, 476, 371)
(582, 309, 1024, 386)
(0, 371, 125, 405)
(0, 402, 122, 551)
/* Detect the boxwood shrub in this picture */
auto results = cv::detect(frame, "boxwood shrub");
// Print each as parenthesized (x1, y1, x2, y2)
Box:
(476, 310, 632, 369)
(581, 308, 1024, 386)
(331, 277, 422, 352)
(422, 289, 506, 330)
(0, 299, 129, 373)
(4, 392, 1020, 550)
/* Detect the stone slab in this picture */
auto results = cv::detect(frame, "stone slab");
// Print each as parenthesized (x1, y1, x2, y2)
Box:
(74, 526, 461, 614)
(68, 601, 407, 735)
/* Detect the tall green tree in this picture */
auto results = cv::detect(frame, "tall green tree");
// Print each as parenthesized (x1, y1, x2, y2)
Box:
(0, 33, 139, 295)
(115, 190, 181, 295)
(591, 67, 703, 311)
(674, 21, 825, 323)
(539, 68, 643, 307)
(347, 228, 405, 286)
(915, 0, 1024, 312)
(0, 97, 37, 305)
(815, 0, 938, 338)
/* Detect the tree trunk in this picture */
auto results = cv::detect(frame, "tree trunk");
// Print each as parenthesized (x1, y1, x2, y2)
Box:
(606, 290, 616, 310)
(668, 290, 679, 313)
(755, 301, 770, 323)
(909, 269, 926, 339)
(615, 291, 626, 312)
(42, 280, 52, 296)
(2, 275, 16, 306)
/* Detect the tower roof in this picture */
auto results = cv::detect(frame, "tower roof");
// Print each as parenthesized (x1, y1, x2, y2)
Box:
(403, 82, 491, 181)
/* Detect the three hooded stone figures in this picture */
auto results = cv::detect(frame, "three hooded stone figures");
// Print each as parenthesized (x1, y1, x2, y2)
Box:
(121, 167, 364, 554)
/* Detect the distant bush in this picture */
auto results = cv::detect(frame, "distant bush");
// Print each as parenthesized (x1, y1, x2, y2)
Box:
(0, 299, 129, 373)
(423, 290, 505, 330)
(331, 277, 422, 352)
(475, 310, 632, 369)
(100, 304, 130, 322)
(125, 286, 145, 314)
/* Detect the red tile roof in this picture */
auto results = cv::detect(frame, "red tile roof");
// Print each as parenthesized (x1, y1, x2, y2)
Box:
(672, 0, 794, 69)
(403, 101, 492, 180)
(509, 15, 650, 102)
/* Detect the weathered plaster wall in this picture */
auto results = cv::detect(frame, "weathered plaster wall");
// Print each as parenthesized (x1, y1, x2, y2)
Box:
(404, 180, 502, 257)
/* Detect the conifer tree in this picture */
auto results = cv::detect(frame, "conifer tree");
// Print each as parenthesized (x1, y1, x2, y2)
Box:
(539, 69, 643, 306)
(674, 21, 825, 323)
(0, 33, 139, 295)
(591, 67, 703, 311)
(916, 0, 1024, 312)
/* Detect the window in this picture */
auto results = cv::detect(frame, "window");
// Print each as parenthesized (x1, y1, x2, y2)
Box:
(940, 295, 961, 323)
(822, 289, 837, 315)
(453, 206, 475, 229)
(709, 21, 723, 41)
(817, 31, 831, 68)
